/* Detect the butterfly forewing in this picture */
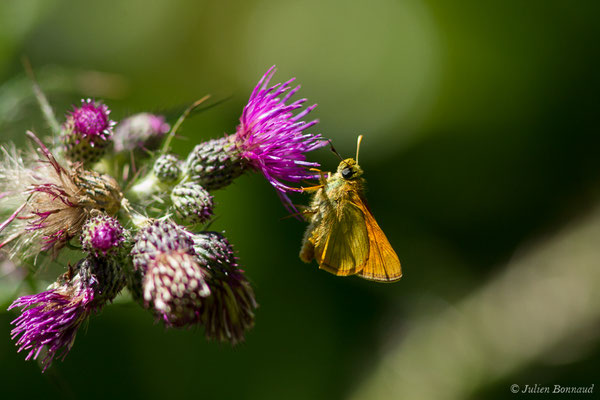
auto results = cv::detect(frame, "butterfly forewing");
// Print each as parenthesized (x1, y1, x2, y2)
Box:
(351, 193, 402, 282)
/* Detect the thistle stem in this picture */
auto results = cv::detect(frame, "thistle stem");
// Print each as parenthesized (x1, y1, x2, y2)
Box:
(160, 95, 210, 155)
(22, 58, 61, 137)
(127, 172, 163, 202)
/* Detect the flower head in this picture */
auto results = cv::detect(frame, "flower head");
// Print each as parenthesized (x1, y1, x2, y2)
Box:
(0, 132, 122, 259)
(113, 113, 170, 153)
(8, 256, 125, 371)
(9, 283, 95, 371)
(131, 220, 211, 327)
(68, 99, 113, 139)
(235, 66, 327, 203)
(183, 67, 326, 208)
(62, 99, 115, 165)
(81, 214, 125, 257)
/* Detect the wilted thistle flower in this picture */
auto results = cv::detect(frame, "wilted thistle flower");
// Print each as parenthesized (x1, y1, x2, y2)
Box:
(113, 112, 170, 153)
(131, 219, 211, 327)
(61, 98, 116, 165)
(171, 182, 214, 224)
(185, 66, 326, 207)
(81, 214, 125, 257)
(192, 231, 257, 344)
(8, 256, 125, 371)
(0, 132, 123, 259)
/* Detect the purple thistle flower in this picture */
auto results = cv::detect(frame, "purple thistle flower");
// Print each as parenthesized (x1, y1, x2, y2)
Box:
(184, 67, 326, 208)
(9, 286, 95, 371)
(68, 99, 114, 141)
(235, 66, 327, 205)
(81, 214, 125, 257)
(91, 224, 121, 251)
(8, 257, 125, 372)
(62, 99, 116, 165)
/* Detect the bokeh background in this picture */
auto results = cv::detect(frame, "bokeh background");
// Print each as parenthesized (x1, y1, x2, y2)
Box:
(1, 1, 599, 399)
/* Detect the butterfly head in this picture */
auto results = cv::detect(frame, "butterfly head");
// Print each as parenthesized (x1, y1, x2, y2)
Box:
(337, 158, 363, 181)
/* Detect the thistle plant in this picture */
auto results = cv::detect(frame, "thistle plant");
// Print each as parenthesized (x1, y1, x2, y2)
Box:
(0, 66, 326, 372)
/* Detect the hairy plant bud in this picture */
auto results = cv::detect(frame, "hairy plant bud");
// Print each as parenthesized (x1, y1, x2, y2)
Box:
(130, 220, 210, 327)
(153, 154, 182, 183)
(171, 182, 214, 224)
(192, 232, 257, 344)
(185, 137, 245, 190)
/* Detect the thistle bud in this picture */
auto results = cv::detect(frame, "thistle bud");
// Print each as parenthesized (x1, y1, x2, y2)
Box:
(143, 250, 210, 327)
(131, 220, 211, 327)
(61, 99, 115, 165)
(171, 182, 214, 224)
(192, 232, 257, 344)
(72, 256, 126, 305)
(113, 113, 170, 153)
(153, 154, 182, 183)
(131, 220, 195, 268)
(184, 137, 245, 190)
(81, 214, 125, 257)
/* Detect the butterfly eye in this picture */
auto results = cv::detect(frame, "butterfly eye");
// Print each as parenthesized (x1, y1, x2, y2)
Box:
(341, 167, 354, 179)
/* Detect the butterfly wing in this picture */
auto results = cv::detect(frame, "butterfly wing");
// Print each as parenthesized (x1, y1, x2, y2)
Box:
(312, 195, 370, 276)
(351, 193, 402, 282)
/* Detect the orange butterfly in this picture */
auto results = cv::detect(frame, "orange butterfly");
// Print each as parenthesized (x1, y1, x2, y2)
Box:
(299, 136, 402, 282)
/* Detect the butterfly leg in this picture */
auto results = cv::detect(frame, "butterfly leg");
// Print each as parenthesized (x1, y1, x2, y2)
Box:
(300, 184, 323, 193)
(299, 207, 319, 262)
(308, 167, 330, 185)
(300, 169, 329, 192)
(280, 206, 315, 221)
(300, 207, 317, 222)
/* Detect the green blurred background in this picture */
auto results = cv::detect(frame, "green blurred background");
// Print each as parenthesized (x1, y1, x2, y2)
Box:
(1, 1, 599, 399)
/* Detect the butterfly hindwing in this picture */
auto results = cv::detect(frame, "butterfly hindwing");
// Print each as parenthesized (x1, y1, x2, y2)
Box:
(313, 195, 370, 276)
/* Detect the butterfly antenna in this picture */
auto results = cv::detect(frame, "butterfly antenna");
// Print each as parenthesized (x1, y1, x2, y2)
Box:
(328, 139, 344, 161)
(356, 135, 364, 164)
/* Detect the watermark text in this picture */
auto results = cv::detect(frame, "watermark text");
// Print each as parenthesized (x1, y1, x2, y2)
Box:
(510, 384, 595, 394)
